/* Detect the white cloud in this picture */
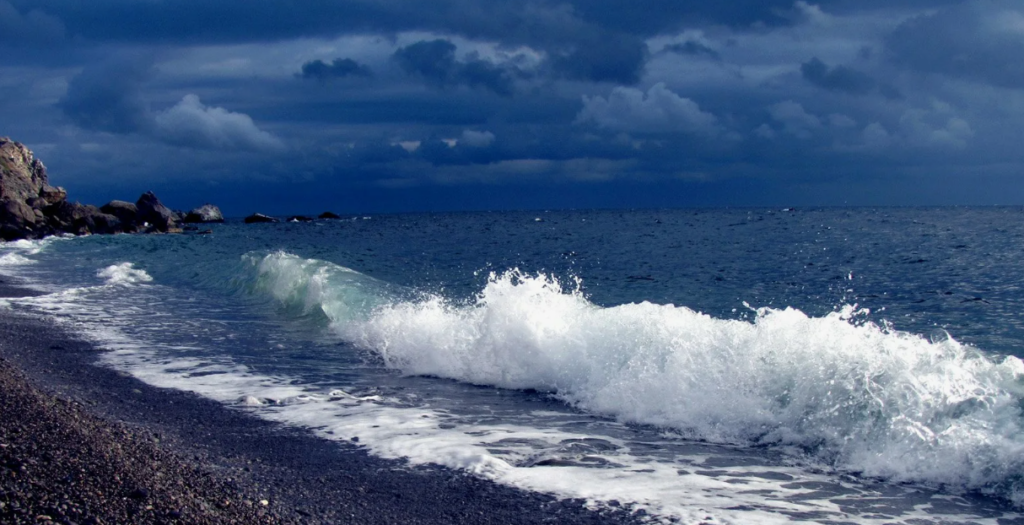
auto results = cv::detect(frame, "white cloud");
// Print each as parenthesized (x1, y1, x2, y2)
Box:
(754, 124, 777, 140)
(828, 113, 857, 128)
(861, 122, 891, 149)
(577, 83, 720, 135)
(461, 129, 495, 147)
(152, 94, 285, 151)
(899, 108, 974, 149)
(767, 100, 821, 139)
(396, 140, 421, 153)
(791, 1, 834, 27)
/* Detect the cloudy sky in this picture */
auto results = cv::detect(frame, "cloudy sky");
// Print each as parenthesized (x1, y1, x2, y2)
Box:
(2, 0, 1023, 214)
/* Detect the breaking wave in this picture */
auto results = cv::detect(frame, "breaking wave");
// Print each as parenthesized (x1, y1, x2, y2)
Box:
(245, 251, 1024, 502)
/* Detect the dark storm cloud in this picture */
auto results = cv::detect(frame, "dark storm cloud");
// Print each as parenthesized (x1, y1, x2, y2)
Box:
(661, 40, 721, 61)
(800, 57, 875, 95)
(7, 0, 1024, 210)
(548, 32, 648, 84)
(886, 1, 1024, 89)
(394, 40, 460, 85)
(57, 59, 153, 134)
(8, 0, 782, 46)
(9, 0, 968, 53)
(0, 0, 64, 47)
(298, 58, 372, 81)
(394, 39, 516, 96)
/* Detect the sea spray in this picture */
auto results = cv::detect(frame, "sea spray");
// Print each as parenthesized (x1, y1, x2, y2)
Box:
(249, 251, 1024, 501)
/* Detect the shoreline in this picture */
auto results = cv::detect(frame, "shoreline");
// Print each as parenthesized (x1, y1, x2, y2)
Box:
(0, 281, 644, 524)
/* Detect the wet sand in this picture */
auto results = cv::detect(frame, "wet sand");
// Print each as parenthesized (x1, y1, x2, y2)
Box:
(0, 281, 644, 524)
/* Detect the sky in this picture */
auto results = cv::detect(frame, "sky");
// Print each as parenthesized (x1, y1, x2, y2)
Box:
(2, 0, 1024, 215)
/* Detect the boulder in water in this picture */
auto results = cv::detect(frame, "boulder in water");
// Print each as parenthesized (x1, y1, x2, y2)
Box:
(287, 215, 313, 222)
(244, 213, 278, 224)
(184, 204, 224, 223)
(318, 211, 341, 219)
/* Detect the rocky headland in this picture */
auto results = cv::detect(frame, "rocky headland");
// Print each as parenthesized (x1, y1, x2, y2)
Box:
(0, 138, 222, 241)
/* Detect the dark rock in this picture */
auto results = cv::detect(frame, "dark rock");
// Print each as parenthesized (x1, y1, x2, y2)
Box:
(286, 215, 313, 222)
(0, 224, 24, 241)
(40, 202, 124, 236)
(244, 213, 278, 224)
(37, 185, 67, 208)
(1, 198, 38, 229)
(99, 200, 139, 231)
(45, 201, 86, 231)
(90, 213, 122, 235)
(70, 204, 103, 234)
(135, 191, 178, 232)
(318, 211, 341, 219)
(184, 204, 224, 223)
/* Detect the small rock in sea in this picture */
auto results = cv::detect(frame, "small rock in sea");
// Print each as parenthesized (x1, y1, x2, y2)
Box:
(318, 211, 341, 219)
(286, 215, 313, 222)
(244, 213, 278, 224)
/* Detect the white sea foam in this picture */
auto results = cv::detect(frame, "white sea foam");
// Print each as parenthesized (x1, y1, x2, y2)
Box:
(97, 262, 153, 285)
(0, 252, 34, 266)
(85, 325, 1024, 524)
(0, 237, 60, 266)
(0, 236, 74, 293)
(250, 251, 1024, 504)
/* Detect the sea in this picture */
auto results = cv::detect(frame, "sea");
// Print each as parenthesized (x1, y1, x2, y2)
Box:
(2, 207, 1024, 525)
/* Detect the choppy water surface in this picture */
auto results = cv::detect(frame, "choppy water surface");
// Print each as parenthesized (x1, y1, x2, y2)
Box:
(3, 207, 1024, 524)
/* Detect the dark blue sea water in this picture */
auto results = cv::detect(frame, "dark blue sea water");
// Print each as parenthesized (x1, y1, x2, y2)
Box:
(3, 207, 1024, 524)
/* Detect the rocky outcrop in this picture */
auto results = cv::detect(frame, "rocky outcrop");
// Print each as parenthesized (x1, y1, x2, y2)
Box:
(184, 204, 224, 223)
(0, 138, 66, 240)
(244, 213, 278, 224)
(318, 211, 341, 219)
(0, 139, 49, 204)
(0, 138, 220, 240)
